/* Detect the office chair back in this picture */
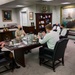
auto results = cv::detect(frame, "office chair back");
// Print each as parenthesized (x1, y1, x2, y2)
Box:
(53, 38, 68, 61)
(65, 30, 69, 38)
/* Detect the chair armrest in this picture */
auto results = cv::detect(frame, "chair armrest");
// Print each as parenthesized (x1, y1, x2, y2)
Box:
(44, 47, 54, 53)
(0, 52, 4, 55)
(0, 52, 5, 59)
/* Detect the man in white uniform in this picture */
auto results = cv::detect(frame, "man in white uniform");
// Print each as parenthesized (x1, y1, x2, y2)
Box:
(59, 24, 68, 39)
(52, 23, 60, 34)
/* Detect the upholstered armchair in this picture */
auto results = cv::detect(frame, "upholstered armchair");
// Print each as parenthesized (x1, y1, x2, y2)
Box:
(39, 38, 69, 72)
(0, 49, 12, 73)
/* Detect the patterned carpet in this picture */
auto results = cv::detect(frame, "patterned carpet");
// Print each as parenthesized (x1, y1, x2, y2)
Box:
(1, 40, 75, 75)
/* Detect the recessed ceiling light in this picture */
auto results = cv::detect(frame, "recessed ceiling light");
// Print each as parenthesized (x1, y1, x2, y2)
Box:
(42, 0, 53, 2)
(61, 2, 71, 4)
(16, 5, 24, 7)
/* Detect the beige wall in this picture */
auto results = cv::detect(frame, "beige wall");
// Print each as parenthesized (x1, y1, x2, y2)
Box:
(51, 6, 60, 24)
(0, 8, 18, 27)
(16, 5, 61, 27)
(0, 5, 61, 28)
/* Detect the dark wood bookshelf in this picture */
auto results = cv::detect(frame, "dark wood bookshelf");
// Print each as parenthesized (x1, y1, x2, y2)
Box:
(36, 13, 52, 32)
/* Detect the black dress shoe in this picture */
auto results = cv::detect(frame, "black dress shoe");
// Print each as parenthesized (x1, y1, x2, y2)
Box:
(28, 50, 31, 53)
(15, 65, 20, 69)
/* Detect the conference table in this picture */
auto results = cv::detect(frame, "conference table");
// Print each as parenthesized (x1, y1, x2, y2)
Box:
(5, 41, 41, 67)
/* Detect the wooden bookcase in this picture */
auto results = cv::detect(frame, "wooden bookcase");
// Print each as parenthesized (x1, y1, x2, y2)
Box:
(36, 13, 52, 32)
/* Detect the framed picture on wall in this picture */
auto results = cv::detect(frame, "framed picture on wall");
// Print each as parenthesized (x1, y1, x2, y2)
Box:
(2, 10, 12, 22)
(61, 7, 75, 26)
(29, 12, 33, 20)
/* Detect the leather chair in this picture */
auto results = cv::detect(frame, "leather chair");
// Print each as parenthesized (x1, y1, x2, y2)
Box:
(39, 38, 69, 72)
(60, 30, 69, 39)
(0, 50, 12, 74)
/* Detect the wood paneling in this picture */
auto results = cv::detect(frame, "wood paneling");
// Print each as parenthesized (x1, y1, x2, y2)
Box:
(23, 26, 35, 33)
(0, 31, 15, 41)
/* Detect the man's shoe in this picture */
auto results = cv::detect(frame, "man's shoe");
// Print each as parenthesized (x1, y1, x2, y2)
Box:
(15, 65, 20, 69)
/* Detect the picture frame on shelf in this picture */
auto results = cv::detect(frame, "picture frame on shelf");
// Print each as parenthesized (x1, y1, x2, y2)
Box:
(29, 12, 33, 20)
(2, 10, 12, 22)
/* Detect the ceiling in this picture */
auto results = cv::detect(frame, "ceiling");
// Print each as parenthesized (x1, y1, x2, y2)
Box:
(0, 0, 75, 8)
(0, 0, 14, 5)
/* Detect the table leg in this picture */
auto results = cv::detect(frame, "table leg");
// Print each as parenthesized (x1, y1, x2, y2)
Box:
(14, 49, 26, 67)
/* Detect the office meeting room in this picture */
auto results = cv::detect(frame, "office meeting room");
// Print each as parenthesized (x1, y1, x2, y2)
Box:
(0, 0, 75, 75)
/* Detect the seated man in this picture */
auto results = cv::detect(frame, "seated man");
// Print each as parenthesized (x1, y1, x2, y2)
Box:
(59, 24, 68, 39)
(38, 28, 46, 39)
(38, 29, 47, 47)
(0, 42, 20, 70)
(38, 24, 59, 56)
(15, 25, 26, 42)
(52, 23, 60, 34)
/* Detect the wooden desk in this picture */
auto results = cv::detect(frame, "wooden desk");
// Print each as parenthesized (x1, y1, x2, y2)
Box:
(5, 42, 41, 67)
(0, 31, 15, 41)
